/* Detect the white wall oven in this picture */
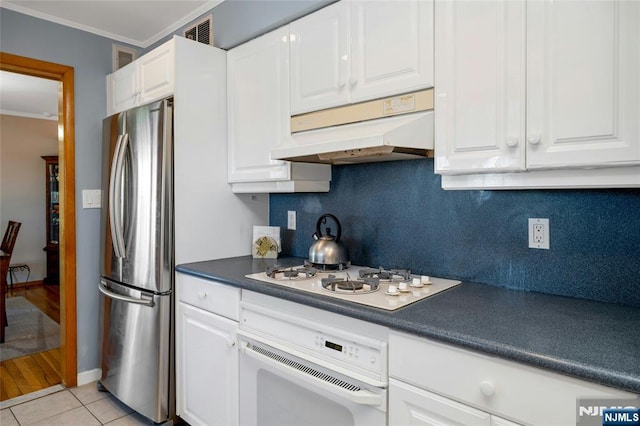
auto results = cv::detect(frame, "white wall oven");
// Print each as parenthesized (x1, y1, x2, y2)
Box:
(238, 291, 389, 426)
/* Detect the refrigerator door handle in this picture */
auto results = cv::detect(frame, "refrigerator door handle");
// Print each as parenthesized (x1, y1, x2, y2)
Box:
(99, 279, 155, 307)
(108, 134, 123, 258)
(109, 133, 128, 258)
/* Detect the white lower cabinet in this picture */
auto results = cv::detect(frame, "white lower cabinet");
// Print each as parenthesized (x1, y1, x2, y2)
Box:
(389, 331, 638, 426)
(176, 273, 239, 426)
(390, 378, 519, 426)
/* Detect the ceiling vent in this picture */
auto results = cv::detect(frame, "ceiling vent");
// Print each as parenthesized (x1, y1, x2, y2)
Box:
(112, 45, 137, 71)
(184, 15, 213, 46)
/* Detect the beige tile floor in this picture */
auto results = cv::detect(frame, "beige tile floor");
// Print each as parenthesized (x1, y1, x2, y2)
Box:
(0, 382, 157, 425)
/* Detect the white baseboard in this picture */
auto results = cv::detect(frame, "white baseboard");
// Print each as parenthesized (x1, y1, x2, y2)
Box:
(77, 368, 101, 386)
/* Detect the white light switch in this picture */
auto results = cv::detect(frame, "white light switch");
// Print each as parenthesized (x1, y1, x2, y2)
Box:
(82, 189, 102, 208)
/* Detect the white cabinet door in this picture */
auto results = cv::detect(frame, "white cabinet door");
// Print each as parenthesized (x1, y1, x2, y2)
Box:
(350, 0, 434, 103)
(228, 26, 292, 183)
(390, 331, 638, 426)
(291, 0, 434, 115)
(106, 39, 175, 115)
(435, 0, 525, 174)
(435, 0, 640, 181)
(138, 41, 174, 105)
(290, 0, 350, 114)
(176, 302, 238, 426)
(526, 0, 640, 169)
(389, 379, 492, 426)
(107, 61, 138, 116)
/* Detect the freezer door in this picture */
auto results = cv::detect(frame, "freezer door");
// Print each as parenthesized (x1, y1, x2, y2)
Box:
(100, 99, 174, 293)
(98, 278, 173, 423)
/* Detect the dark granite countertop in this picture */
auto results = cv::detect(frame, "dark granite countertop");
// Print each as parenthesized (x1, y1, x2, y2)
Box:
(176, 255, 640, 394)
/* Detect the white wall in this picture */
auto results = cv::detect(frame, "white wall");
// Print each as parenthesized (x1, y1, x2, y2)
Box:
(0, 114, 58, 281)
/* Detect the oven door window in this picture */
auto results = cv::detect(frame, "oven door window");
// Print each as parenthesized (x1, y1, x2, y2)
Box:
(258, 369, 354, 425)
(239, 338, 386, 426)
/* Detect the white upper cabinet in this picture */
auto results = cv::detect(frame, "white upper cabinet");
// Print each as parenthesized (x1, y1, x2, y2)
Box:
(137, 41, 174, 106)
(435, 0, 640, 188)
(290, 0, 434, 115)
(434, 0, 525, 174)
(350, 0, 434, 103)
(290, 1, 350, 114)
(106, 36, 270, 263)
(107, 61, 138, 115)
(107, 40, 175, 115)
(227, 26, 331, 193)
(228, 26, 291, 183)
(526, 0, 639, 169)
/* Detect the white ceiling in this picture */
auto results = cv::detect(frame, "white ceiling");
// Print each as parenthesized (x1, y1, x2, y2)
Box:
(1, 0, 223, 48)
(1, 0, 224, 120)
(0, 71, 59, 121)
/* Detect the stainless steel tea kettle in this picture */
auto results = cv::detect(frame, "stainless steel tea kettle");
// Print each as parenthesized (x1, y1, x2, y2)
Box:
(309, 214, 349, 268)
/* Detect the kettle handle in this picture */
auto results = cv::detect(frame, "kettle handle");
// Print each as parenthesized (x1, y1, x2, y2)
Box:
(316, 214, 342, 242)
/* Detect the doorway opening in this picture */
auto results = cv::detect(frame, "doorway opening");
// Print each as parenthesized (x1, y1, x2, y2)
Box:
(0, 52, 77, 395)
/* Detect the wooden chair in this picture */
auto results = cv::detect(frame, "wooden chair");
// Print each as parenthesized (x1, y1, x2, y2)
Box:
(1, 220, 21, 343)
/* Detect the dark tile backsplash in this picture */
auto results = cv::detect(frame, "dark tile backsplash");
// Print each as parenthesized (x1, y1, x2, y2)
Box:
(270, 159, 640, 307)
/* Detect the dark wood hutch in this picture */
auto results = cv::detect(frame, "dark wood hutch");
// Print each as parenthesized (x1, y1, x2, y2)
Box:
(42, 155, 59, 285)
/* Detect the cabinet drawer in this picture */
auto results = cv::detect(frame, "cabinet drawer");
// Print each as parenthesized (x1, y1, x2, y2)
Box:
(390, 378, 492, 425)
(389, 331, 637, 426)
(176, 273, 240, 321)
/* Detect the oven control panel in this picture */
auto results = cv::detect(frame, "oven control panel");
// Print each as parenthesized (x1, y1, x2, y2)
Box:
(240, 291, 389, 384)
(315, 335, 378, 366)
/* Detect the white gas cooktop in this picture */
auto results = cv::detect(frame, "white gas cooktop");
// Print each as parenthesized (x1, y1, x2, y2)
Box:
(246, 265, 461, 311)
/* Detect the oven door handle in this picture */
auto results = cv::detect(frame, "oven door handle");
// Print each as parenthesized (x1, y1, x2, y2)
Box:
(240, 340, 383, 406)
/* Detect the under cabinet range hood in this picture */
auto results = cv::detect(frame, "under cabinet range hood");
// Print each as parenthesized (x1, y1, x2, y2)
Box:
(271, 89, 434, 165)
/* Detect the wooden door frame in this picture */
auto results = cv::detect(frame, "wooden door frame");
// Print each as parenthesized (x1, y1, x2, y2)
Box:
(1, 52, 77, 387)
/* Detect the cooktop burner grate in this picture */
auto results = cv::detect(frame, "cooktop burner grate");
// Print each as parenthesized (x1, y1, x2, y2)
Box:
(358, 267, 412, 282)
(320, 274, 380, 294)
(304, 259, 351, 271)
(266, 265, 318, 280)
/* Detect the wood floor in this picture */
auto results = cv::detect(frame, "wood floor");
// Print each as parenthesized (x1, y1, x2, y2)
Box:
(0, 282, 61, 402)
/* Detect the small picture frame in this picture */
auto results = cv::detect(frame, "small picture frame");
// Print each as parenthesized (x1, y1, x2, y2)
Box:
(252, 226, 281, 259)
(112, 45, 137, 72)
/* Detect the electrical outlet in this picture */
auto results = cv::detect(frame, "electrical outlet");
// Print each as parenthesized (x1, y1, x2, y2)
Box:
(287, 210, 296, 230)
(528, 218, 550, 249)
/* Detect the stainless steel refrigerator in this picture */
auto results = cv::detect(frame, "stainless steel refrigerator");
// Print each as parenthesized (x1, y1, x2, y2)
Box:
(98, 98, 174, 423)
